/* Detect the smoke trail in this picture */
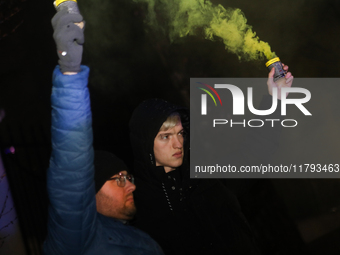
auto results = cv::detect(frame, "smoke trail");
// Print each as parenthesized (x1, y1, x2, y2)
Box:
(134, 0, 276, 60)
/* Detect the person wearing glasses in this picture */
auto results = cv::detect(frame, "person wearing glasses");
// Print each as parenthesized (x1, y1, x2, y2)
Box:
(93, 150, 137, 222)
(43, 7, 163, 255)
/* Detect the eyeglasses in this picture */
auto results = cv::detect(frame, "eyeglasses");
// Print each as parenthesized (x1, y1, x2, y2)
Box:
(108, 172, 134, 187)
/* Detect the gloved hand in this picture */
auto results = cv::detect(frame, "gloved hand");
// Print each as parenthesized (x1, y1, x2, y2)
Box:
(51, 9, 85, 73)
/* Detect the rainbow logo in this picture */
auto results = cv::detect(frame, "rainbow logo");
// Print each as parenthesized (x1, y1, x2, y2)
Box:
(197, 82, 222, 106)
(197, 82, 222, 115)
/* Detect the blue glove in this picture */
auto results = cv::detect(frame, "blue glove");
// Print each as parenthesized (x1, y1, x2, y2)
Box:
(51, 9, 84, 73)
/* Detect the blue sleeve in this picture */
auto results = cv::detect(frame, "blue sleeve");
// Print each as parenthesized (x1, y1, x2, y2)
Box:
(43, 66, 96, 255)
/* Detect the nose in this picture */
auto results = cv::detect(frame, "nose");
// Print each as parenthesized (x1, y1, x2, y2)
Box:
(125, 179, 136, 193)
(172, 135, 183, 149)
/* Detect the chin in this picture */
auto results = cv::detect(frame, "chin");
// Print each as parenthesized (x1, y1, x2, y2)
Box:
(172, 160, 183, 168)
(125, 206, 137, 220)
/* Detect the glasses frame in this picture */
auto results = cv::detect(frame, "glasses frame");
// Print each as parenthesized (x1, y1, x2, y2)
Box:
(108, 172, 134, 187)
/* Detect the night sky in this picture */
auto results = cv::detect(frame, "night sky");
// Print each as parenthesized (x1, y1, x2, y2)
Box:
(1, 0, 340, 254)
(1, 0, 340, 142)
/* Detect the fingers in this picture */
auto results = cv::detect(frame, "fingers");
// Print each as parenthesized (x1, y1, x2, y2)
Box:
(53, 24, 81, 46)
(51, 9, 68, 29)
(268, 67, 275, 78)
(52, 9, 84, 29)
(282, 63, 288, 68)
(72, 22, 85, 45)
(285, 75, 294, 87)
(267, 67, 275, 95)
(285, 71, 292, 79)
(53, 18, 85, 46)
(59, 13, 83, 27)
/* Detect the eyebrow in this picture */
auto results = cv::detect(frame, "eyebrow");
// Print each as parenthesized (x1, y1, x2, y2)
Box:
(159, 128, 184, 135)
(158, 132, 172, 136)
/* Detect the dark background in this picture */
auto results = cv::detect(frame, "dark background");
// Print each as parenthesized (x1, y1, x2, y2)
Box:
(1, 0, 340, 254)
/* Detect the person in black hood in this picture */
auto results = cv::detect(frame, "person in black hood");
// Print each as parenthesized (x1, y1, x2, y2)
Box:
(129, 66, 293, 255)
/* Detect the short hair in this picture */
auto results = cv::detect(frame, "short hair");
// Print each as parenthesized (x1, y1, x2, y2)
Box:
(159, 112, 181, 132)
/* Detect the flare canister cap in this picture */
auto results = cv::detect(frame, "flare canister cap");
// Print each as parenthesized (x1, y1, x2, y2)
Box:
(265, 57, 281, 67)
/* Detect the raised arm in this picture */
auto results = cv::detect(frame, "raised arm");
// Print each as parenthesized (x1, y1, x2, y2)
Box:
(222, 64, 294, 195)
(43, 5, 96, 254)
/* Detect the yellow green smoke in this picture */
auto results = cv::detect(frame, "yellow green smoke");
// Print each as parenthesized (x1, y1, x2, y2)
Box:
(134, 0, 276, 61)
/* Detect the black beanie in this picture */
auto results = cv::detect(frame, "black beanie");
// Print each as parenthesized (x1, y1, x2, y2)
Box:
(94, 150, 128, 193)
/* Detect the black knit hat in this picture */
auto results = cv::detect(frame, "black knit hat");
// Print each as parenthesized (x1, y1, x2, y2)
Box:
(94, 150, 128, 193)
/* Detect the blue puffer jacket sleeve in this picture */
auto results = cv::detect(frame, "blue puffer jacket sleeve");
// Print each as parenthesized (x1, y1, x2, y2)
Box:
(43, 66, 96, 255)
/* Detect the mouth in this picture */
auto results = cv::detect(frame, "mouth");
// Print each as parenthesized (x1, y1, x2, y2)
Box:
(173, 151, 183, 158)
(126, 195, 134, 202)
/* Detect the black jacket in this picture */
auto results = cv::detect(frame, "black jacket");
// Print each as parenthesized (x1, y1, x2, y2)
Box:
(129, 97, 280, 255)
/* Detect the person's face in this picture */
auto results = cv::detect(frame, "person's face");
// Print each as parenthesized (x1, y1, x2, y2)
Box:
(153, 121, 184, 173)
(96, 171, 136, 220)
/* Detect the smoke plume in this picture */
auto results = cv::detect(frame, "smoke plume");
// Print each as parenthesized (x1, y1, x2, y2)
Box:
(134, 0, 276, 61)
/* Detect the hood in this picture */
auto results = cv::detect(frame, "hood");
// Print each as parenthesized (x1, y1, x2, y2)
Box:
(129, 98, 189, 184)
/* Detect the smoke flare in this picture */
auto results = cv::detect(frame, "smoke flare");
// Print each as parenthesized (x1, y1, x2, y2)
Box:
(134, 0, 276, 60)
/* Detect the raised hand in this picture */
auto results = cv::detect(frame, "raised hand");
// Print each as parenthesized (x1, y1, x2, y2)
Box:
(51, 8, 84, 74)
(267, 63, 294, 100)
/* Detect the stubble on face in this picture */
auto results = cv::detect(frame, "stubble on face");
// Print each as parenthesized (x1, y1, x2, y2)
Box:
(96, 180, 136, 220)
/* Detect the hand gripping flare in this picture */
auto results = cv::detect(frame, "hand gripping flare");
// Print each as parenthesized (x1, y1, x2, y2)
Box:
(52, 0, 85, 73)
